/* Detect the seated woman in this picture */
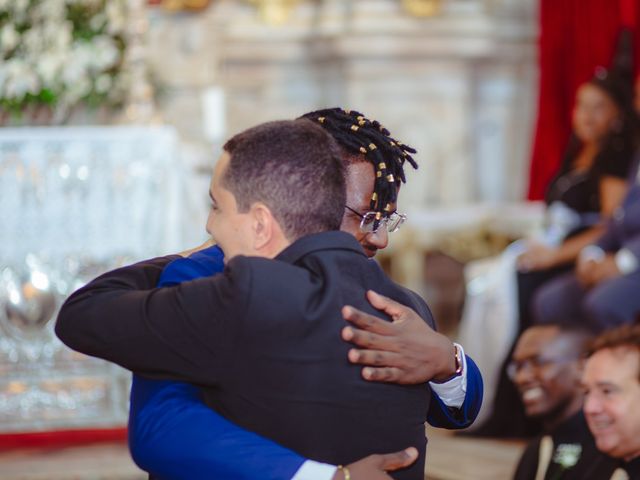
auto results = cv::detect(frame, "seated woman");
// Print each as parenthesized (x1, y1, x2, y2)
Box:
(459, 67, 637, 434)
(516, 68, 636, 329)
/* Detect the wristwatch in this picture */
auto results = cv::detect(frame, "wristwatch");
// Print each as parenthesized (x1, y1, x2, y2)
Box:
(453, 343, 463, 376)
(431, 343, 463, 384)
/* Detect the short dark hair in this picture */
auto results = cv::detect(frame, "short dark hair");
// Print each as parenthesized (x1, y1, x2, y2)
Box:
(299, 108, 418, 230)
(222, 119, 345, 241)
(588, 322, 640, 380)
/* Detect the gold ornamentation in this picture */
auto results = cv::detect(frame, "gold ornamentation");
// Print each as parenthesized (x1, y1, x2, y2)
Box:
(246, 0, 300, 25)
(401, 0, 443, 17)
(162, 0, 211, 11)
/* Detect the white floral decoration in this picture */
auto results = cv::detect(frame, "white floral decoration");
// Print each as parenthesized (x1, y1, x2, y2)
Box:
(552, 443, 582, 469)
(0, 0, 130, 121)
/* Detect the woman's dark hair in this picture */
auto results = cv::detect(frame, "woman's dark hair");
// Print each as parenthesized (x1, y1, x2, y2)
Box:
(546, 76, 638, 206)
(551, 28, 639, 191)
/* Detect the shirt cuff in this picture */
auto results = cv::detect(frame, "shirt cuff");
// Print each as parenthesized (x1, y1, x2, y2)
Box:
(291, 460, 337, 480)
(615, 248, 638, 275)
(428, 343, 468, 409)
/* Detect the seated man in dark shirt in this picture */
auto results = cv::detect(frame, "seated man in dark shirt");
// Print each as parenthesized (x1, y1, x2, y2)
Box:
(513, 322, 640, 479)
(56, 118, 470, 479)
(509, 325, 620, 479)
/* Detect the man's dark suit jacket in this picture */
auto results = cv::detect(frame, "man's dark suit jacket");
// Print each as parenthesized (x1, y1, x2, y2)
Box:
(56, 231, 434, 479)
(513, 412, 620, 480)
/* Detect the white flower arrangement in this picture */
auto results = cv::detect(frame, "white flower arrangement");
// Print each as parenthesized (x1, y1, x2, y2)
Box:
(552, 443, 582, 469)
(0, 0, 130, 122)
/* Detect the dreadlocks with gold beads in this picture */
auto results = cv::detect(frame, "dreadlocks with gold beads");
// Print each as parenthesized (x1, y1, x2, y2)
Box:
(299, 108, 418, 231)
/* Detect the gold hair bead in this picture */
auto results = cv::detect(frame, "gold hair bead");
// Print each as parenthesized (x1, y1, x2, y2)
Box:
(344, 109, 351, 114)
(358, 119, 366, 126)
(384, 203, 391, 212)
(351, 125, 359, 131)
(375, 212, 382, 220)
(371, 192, 378, 201)
(359, 146, 367, 154)
(376, 171, 382, 178)
(318, 116, 325, 123)
(378, 162, 386, 170)
(368, 143, 377, 150)
(386, 174, 394, 182)
(389, 141, 396, 146)
(356, 116, 364, 121)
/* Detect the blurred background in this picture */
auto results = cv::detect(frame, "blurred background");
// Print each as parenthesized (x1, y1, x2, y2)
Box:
(1, 0, 639, 478)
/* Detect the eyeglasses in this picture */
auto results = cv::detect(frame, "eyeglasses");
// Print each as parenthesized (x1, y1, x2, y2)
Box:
(344, 206, 407, 234)
(506, 356, 578, 380)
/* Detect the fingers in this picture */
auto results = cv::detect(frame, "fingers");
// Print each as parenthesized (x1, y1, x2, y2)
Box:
(366, 290, 407, 318)
(348, 348, 404, 367)
(374, 447, 419, 471)
(341, 324, 398, 349)
(361, 366, 404, 383)
(342, 306, 394, 335)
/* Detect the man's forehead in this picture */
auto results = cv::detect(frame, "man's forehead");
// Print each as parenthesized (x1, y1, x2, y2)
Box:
(210, 152, 230, 190)
(213, 151, 230, 176)
(514, 327, 559, 357)
(584, 347, 640, 383)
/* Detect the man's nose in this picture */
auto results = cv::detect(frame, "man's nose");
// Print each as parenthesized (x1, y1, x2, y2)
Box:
(583, 392, 601, 415)
(366, 227, 389, 250)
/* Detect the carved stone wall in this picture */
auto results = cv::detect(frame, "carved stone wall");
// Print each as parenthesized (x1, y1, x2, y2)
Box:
(147, 0, 537, 219)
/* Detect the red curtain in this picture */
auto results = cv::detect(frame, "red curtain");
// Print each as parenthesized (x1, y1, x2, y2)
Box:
(0, 427, 127, 449)
(527, 0, 640, 200)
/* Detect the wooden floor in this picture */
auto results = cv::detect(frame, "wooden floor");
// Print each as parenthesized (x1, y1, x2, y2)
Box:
(425, 427, 526, 480)
(0, 442, 146, 480)
(0, 428, 525, 479)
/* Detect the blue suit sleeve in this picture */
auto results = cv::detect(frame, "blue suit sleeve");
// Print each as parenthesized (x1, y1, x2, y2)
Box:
(127, 246, 306, 479)
(426, 355, 483, 429)
(129, 375, 305, 480)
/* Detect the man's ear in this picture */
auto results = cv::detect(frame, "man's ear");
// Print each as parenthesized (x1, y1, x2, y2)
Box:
(250, 203, 275, 251)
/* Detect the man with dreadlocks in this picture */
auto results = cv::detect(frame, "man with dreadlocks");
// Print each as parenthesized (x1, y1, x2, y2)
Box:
(125, 109, 483, 480)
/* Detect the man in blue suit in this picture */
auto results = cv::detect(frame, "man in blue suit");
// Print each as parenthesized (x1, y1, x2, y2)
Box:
(123, 109, 483, 479)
